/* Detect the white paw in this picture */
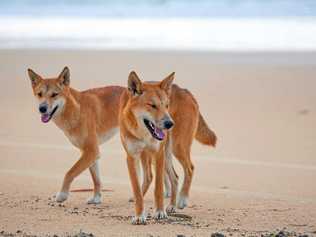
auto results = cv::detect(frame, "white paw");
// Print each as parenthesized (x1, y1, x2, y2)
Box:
(154, 209, 168, 220)
(131, 212, 147, 225)
(55, 192, 69, 203)
(87, 193, 101, 204)
(177, 195, 188, 209)
(166, 204, 176, 214)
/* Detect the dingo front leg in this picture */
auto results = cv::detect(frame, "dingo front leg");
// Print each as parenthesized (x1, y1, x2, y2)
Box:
(56, 146, 99, 203)
(154, 148, 168, 220)
(127, 155, 146, 225)
(140, 151, 153, 197)
(128, 154, 153, 202)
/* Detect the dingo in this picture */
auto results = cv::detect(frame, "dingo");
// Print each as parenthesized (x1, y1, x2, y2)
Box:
(119, 71, 216, 224)
(27, 67, 124, 204)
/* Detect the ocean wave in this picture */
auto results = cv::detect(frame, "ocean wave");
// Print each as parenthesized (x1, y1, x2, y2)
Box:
(0, 0, 316, 18)
(1, 17, 316, 50)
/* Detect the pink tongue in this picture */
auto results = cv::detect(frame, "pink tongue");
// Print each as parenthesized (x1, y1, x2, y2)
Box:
(155, 127, 165, 140)
(41, 114, 50, 123)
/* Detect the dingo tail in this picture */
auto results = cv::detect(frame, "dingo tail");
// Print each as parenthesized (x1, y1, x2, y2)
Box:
(195, 113, 217, 147)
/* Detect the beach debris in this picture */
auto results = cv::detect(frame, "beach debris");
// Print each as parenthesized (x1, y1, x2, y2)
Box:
(211, 232, 225, 237)
(0, 230, 97, 237)
(168, 213, 192, 221)
(71, 230, 95, 237)
(261, 230, 310, 237)
(70, 208, 79, 215)
(0, 230, 37, 237)
(211, 233, 225, 237)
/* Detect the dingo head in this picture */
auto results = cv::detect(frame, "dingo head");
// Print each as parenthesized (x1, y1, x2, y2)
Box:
(126, 71, 175, 141)
(27, 67, 70, 123)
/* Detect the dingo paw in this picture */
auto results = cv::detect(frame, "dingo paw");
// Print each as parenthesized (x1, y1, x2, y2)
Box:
(131, 212, 147, 225)
(154, 210, 168, 220)
(166, 204, 176, 214)
(87, 193, 101, 204)
(55, 192, 69, 203)
(177, 195, 188, 209)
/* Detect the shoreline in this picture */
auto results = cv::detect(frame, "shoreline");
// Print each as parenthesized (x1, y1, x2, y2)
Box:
(2, 49, 316, 65)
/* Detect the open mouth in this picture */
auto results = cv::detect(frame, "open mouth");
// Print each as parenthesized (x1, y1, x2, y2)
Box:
(143, 119, 165, 141)
(41, 106, 58, 123)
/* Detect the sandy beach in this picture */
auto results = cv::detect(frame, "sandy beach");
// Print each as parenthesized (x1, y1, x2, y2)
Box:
(0, 49, 316, 236)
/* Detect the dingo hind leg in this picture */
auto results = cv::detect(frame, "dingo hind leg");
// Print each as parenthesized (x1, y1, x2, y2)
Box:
(171, 109, 198, 209)
(87, 159, 102, 204)
(165, 137, 179, 213)
(172, 144, 194, 209)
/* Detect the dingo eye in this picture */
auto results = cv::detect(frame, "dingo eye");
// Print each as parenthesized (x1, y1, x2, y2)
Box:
(37, 92, 42, 97)
(148, 104, 157, 109)
(51, 93, 58, 98)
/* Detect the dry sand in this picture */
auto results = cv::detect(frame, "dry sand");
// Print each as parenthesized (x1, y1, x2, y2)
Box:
(0, 50, 316, 236)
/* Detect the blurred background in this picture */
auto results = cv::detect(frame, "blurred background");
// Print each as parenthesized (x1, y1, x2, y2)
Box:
(1, 0, 316, 50)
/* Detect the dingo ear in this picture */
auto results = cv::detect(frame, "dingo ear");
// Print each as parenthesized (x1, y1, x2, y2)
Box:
(27, 68, 42, 87)
(58, 66, 70, 87)
(128, 71, 143, 96)
(160, 72, 175, 95)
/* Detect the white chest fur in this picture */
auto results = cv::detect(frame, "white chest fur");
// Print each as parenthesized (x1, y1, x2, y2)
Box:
(65, 132, 83, 148)
(98, 128, 118, 145)
(125, 137, 160, 158)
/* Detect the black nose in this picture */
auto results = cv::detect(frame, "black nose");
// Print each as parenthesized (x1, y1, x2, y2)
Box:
(39, 105, 47, 114)
(164, 120, 174, 129)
